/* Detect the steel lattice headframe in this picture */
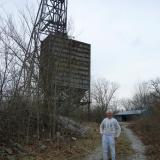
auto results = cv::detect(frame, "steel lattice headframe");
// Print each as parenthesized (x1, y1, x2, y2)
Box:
(21, 0, 68, 94)
(28, 0, 68, 53)
(36, 0, 68, 35)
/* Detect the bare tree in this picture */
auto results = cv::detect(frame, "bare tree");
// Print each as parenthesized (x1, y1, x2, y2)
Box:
(131, 82, 151, 110)
(92, 78, 119, 113)
(150, 78, 160, 100)
(120, 98, 134, 111)
(0, 7, 42, 145)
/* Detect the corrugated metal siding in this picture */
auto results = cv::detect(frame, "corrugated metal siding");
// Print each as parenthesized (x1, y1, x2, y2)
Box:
(115, 110, 146, 116)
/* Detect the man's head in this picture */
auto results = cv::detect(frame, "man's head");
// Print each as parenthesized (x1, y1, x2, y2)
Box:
(106, 110, 113, 119)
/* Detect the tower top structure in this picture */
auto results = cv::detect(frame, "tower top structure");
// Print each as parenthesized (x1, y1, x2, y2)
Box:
(35, 0, 68, 35)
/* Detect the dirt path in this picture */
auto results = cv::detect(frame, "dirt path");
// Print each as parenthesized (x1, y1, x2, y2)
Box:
(84, 123, 147, 160)
(122, 124, 147, 160)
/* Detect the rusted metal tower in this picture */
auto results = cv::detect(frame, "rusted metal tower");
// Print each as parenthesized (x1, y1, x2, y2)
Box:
(34, 0, 68, 35)
(27, 0, 91, 136)
(27, 0, 68, 54)
(24, 0, 69, 137)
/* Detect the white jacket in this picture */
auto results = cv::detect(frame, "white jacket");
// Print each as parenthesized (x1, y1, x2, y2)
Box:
(100, 118, 121, 138)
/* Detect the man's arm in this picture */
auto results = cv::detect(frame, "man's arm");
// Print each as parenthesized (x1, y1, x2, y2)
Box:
(115, 120, 121, 138)
(100, 119, 105, 135)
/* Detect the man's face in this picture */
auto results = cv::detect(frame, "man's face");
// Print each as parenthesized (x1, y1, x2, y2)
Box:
(106, 112, 113, 119)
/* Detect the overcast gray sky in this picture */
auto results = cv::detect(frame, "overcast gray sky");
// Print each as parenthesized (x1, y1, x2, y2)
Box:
(1, 0, 160, 98)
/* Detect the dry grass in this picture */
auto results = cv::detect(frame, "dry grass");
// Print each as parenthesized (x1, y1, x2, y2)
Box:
(117, 133, 134, 158)
(130, 105, 160, 160)
(21, 122, 134, 160)
(21, 123, 100, 160)
(38, 123, 100, 160)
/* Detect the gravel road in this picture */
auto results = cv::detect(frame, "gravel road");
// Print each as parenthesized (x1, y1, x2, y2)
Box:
(122, 124, 147, 160)
(84, 123, 147, 160)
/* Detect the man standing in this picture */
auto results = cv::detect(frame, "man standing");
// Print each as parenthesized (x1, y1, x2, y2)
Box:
(100, 110, 121, 160)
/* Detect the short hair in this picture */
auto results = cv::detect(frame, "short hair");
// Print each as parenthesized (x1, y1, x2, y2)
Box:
(106, 109, 113, 113)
